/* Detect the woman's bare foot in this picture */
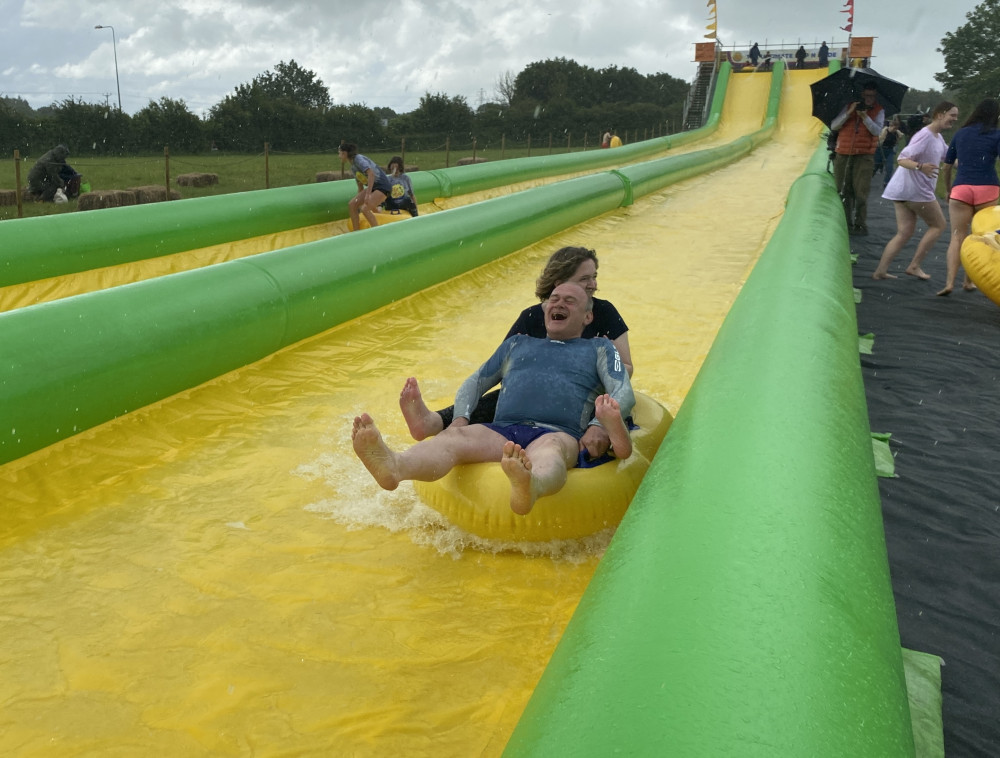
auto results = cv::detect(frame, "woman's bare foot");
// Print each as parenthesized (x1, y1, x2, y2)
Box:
(351, 414, 401, 490)
(936, 285, 953, 296)
(904, 267, 931, 280)
(872, 271, 897, 280)
(501, 442, 536, 515)
(399, 377, 444, 440)
(963, 281, 978, 292)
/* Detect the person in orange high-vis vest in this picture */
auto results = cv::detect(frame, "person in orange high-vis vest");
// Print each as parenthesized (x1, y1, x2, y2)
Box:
(831, 83, 885, 235)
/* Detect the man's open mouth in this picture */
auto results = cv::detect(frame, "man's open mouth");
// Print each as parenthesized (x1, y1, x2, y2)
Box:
(550, 312, 567, 320)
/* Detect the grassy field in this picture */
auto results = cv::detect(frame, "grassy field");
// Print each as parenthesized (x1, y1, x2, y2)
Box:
(0, 145, 591, 221)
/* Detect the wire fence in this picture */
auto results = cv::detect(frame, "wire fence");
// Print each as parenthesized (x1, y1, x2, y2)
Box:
(2, 125, 671, 220)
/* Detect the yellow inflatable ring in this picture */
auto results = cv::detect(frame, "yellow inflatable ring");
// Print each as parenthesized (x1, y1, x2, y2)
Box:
(412, 392, 672, 542)
(962, 206, 1000, 307)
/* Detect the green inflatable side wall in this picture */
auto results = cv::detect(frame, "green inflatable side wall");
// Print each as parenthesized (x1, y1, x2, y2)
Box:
(0, 64, 753, 466)
(503, 139, 914, 754)
(0, 68, 730, 289)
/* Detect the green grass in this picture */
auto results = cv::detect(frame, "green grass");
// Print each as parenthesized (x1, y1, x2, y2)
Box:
(0, 145, 595, 221)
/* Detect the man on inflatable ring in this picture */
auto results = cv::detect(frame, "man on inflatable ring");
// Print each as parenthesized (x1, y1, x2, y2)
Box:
(351, 282, 635, 516)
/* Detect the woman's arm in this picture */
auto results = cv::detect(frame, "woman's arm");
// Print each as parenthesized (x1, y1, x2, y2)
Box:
(942, 162, 954, 193)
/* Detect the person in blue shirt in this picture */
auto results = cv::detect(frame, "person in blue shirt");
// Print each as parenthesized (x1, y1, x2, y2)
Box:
(351, 282, 634, 515)
(936, 98, 1000, 296)
(339, 141, 392, 231)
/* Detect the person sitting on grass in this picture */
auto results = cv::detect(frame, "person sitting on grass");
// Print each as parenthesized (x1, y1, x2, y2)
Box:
(351, 282, 634, 516)
(339, 141, 392, 231)
(27, 144, 82, 202)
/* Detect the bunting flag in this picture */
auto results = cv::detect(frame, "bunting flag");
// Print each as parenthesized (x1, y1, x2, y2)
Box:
(705, 0, 718, 40)
(840, 0, 854, 32)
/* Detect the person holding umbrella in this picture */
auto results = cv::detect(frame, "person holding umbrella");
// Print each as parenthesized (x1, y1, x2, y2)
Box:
(830, 83, 886, 236)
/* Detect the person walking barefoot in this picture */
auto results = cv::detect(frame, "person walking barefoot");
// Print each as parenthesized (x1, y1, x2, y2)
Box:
(935, 98, 1000, 296)
(872, 101, 959, 281)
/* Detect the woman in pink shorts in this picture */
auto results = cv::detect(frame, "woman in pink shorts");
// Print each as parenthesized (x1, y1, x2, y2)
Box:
(937, 98, 1000, 296)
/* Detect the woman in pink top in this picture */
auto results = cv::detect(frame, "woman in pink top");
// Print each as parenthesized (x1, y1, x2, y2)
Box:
(872, 101, 959, 280)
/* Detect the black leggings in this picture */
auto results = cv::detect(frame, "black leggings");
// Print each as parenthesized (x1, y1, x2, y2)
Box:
(436, 390, 500, 427)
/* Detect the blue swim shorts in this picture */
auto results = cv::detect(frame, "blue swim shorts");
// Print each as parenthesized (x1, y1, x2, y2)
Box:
(483, 423, 556, 448)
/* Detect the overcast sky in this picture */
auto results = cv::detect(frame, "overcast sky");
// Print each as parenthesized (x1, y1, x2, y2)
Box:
(0, 0, 981, 117)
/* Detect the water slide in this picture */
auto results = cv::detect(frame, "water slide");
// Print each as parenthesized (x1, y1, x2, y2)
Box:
(0, 63, 917, 755)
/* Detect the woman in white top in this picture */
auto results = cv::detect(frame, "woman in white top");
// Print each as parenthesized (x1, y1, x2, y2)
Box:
(872, 101, 959, 280)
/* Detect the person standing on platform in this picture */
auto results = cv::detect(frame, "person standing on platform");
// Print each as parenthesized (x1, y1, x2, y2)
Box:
(818, 41, 829, 68)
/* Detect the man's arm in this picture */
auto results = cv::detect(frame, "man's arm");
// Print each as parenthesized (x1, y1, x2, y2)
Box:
(830, 103, 854, 131)
(861, 109, 885, 136)
(452, 339, 512, 424)
(592, 339, 635, 457)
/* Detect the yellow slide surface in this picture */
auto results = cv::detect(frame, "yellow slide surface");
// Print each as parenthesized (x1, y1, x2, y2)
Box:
(0, 71, 825, 756)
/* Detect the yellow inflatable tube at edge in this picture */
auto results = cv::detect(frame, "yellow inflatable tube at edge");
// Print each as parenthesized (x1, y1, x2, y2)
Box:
(413, 392, 672, 542)
(962, 205, 1000, 307)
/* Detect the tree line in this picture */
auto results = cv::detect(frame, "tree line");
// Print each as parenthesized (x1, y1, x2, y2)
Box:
(0, 58, 688, 157)
(5, 0, 995, 162)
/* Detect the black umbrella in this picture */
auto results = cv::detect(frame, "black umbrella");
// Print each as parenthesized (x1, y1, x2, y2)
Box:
(810, 67, 909, 127)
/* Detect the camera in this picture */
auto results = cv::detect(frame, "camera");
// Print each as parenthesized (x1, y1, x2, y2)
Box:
(856, 102, 869, 111)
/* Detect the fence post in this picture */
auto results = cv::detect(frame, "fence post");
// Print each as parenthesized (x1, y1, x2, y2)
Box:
(527, 135, 531, 157)
(14, 150, 24, 219)
(472, 137, 477, 162)
(264, 142, 270, 189)
(401, 137, 406, 167)
(548, 133, 553, 155)
(164, 146, 171, 200)
(501, 134, 505, 161)
(567, 132, 571, 152)
(584, 132, 588, 151)
(446, 136, 450, 168)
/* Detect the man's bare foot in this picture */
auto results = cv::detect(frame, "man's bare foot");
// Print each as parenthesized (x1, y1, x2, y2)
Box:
(904, 267, 930, 280)
(501, 441, 536, 515)
(872, 271, 897, 280)
(594, 394, 633, 459)
(936, 286, 953, 297)
(399, 377, 443, 441)
(351, 414, 401, 490)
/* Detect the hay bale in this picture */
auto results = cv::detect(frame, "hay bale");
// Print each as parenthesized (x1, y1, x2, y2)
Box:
(175, 172, 219, 187)
(456, 157, 486, 166)
(316, 170, 351, 182)
(78, 190, 138, 211)
(0, 189, 18, 206)
(128, 185, 181, 204)
(404, 165, 419, 173)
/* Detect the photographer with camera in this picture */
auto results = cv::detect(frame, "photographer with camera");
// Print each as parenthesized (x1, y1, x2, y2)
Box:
(831, 83, 886, 235)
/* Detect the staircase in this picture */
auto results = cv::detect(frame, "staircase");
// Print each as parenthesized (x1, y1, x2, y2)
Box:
(681, 62, 717, 131)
